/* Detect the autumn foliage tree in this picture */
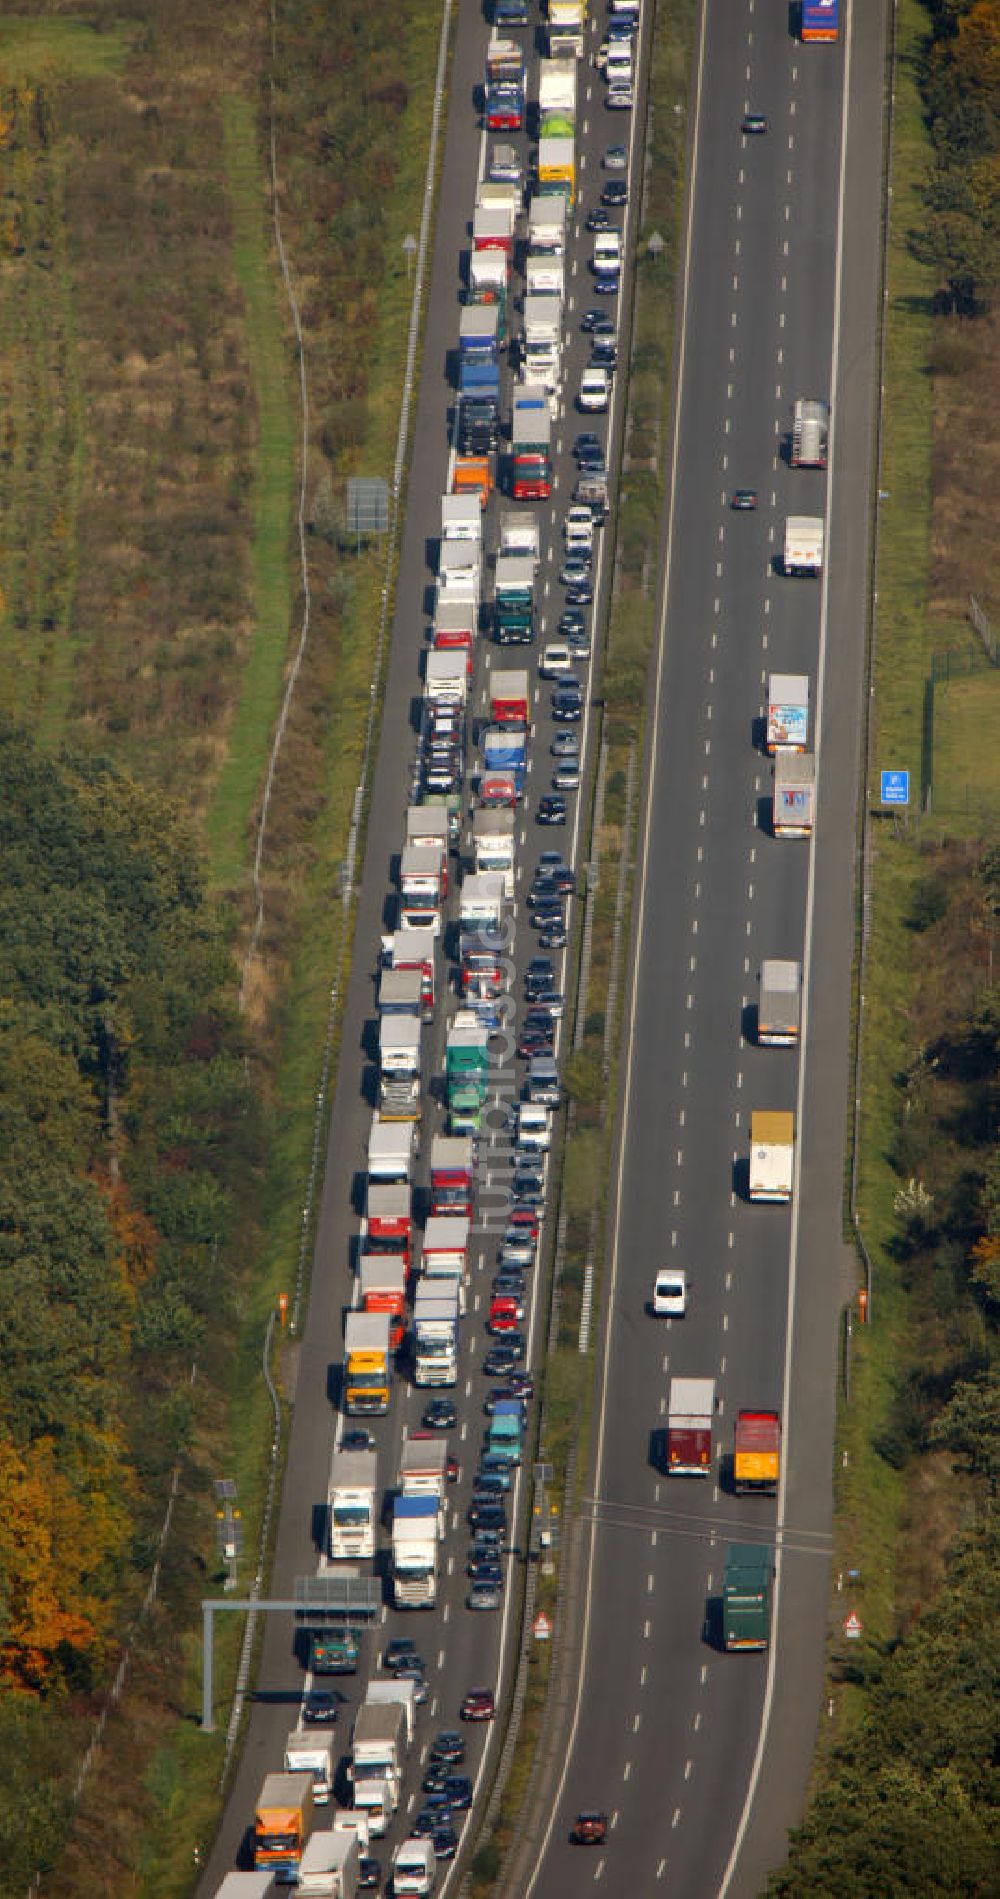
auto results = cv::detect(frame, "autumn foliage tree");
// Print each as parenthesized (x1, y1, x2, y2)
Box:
(915, 0, 1000, 310)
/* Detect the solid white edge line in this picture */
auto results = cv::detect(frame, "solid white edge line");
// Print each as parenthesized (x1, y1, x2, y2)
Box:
(523, 0, 713, 1885)
(715, 1, 856, 1892)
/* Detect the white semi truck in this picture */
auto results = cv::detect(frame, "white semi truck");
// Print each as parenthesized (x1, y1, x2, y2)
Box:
(328, 1449, 377, 1561)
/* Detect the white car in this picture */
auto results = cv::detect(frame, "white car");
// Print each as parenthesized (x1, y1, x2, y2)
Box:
(579, 367, 610, 413)
(652, 1268, 688, 1317)
(539, 643, 573, 677)
(606, 83, 634, 110)
(564, 506, 596, 553)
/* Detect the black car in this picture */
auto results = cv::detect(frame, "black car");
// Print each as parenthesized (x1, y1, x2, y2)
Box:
(537, 795, 567, 825)
(602, 179, 629, 206)
(565, 581, 595, 607)
(467, 1553, 505, 1584)
(526, 957, 555, 986)
(559, 608, 587, 638)
(586, 206, 611, 231)
(430, 1730, 466, 1765)
(433, 1827, 459, 1861)
(444, 1774, 473, 1811)
(484, 1339, 519, 1375)
(414, 1803, 451, 1838)
(358, 1859, 381, 1891)
(505, 1370, 535, 1399)
(538, 921, 569, 949)
(552, 695, 583, 722)
(535, 861, 574, 893)
(518, 1029, 554, 1060)
(592, 339, 617, 371)
(510, 1175, 544, 1205)
(574, 430, 603, 459)
(469, 1525, 505, 1558)
(302, 1688, 339, 1725)
(576, 443, 607, 473)
(384, 1638, 420, 1673)
(467, 1498, 507, 1532)
(422, 1398, 458, 1431)
(423, 1761, 450, 1794)
(531, 903, 564, 932)
(580, 308, 605, 333)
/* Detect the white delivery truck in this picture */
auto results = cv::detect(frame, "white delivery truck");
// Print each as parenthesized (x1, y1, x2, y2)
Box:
(783, 515, 824, 575)
(499, 510, 540, 565)
(423, 647, 469, 705)
(473, 808, 515, 896)
(526, 252, 565, 299)
(773, 752, 816, 837)
(440, 492, 482, 545)
(527, 193, 567, 256)
(758, 960, 802, 1046)
(412, 1283, 460, 1387)
(296, 1829, 361, 1899)
(284, 1727, 335, 1807)
(766, 674, 810, 753)
(391, 1496, 439, 1608)
(749, 1111, 795, 1202)
(328, 1449, 377, 1561)
(367, 1115, 416, 1184)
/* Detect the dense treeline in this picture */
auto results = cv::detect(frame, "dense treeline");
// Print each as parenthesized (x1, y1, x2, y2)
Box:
(915, 0, 1000, 310)
(772, 842, 1000, 1893)
(0, 721, 262, 1882)
(770, 1520, 1000, 1894)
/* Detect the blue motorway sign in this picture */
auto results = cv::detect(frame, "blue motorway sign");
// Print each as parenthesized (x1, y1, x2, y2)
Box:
(880, 769, 910, 806)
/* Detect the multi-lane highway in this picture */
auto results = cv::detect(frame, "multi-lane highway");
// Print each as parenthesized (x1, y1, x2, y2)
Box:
(198, 1, 652, 1890)
(516, 1, 887, 1894)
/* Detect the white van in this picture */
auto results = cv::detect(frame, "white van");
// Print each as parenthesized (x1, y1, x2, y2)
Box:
(605, 45, 633, 86)
(393, 1836, 436, 1896)
(593, 230, 623, 274)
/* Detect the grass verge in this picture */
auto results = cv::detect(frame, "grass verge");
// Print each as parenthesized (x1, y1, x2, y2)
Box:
(207, 93, 296, 888)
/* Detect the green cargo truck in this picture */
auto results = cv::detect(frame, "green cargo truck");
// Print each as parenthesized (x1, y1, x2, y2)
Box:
(309, 1625, 360, 1674)
(722, 1544, 773, 1651)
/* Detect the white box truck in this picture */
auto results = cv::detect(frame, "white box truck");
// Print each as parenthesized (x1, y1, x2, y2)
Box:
(284, 1727, 335, 1807)
(749, 1111, 795, 1202)
(328, 1449, 377, 1561)
(773, 752, 816, 837)
(766, 674, 810, 753)
(783, 515, 824, 575)
(758, 960, 802, 1046)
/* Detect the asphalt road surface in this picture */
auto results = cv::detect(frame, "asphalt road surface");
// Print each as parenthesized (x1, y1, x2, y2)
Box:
(518, 1, 887, 1895)
(197, 0, 653, 1889)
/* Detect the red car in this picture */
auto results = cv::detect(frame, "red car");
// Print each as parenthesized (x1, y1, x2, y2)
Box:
(489, 1296, 521, 1334)
(461, 1687, 496, 1722)
(572, 1811, 609, 1845)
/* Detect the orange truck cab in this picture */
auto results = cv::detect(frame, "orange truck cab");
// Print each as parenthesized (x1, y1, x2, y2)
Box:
(452, 455, 492, 507)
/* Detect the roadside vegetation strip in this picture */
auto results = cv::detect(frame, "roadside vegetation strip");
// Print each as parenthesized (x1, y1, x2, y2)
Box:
(107, 4, 456, 1893)
(209, 92, 296, 892)
(466, 6, 696, 1890)
(768, 0, 1000, 1884)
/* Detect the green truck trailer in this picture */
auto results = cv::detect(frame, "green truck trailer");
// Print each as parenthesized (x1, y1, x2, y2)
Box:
(722, 1544, 773, 1651)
